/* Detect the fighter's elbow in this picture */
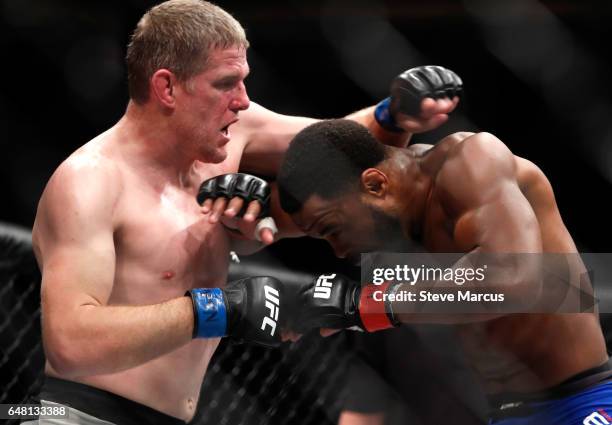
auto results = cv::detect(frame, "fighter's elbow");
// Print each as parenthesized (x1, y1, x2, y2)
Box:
(506, 264, 544, 311)
(43, 322, 99, 378)
(44, 333, 85, 378)
(483, 252, 543, 311)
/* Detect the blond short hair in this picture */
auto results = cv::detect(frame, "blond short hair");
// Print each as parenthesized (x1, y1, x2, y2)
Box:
(126, 0, 248, 103)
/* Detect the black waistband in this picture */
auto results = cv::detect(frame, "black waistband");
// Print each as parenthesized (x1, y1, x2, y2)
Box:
(37, 376, 187, 425)
(488, 359, 612, 420)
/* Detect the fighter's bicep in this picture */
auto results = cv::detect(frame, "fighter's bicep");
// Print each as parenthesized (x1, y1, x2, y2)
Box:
(36, 162, 119, 310)
(240, 103, 317, 176)
(454, 183, 542, 252)
(42, 234, 116, 309)
(440, 133, 542, 252)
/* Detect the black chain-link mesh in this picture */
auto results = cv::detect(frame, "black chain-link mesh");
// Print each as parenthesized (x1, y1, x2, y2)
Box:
(7, 223, 606, 425)
(194, 333, 352, 425)
(0, 224, 357, 425)
(0, 233, 43, 394)
(0, 225, 45, 425)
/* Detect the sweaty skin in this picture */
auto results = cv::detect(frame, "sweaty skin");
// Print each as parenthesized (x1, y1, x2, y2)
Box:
(294, 131, 607, 395)
(32, 108, 319, 419)
(32, 41, 458, 420)
(418, 133, 606, 394)
(32, 46, 254, 421)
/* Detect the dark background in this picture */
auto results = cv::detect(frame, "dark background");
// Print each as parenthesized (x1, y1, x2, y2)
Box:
(1, 0, 611, 253)
(1, 2, 611, 422)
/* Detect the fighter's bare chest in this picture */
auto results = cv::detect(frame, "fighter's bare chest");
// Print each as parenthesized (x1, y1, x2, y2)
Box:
(112, 161, 243, 291)
(112, 187, 229, 292)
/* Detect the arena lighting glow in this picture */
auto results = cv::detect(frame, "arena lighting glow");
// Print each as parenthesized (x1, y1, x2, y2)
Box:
(464, 0, 612, 184)
(320, 0, 423, 98)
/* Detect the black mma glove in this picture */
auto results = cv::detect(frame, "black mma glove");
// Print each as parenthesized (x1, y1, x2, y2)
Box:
(197, 173, 271, 218)
(375, 65, 463, 132)
(187, 276, 284, 347)
(293, 273, 400, 333)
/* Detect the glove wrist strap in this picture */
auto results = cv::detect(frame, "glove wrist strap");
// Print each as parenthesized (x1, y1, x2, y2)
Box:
(374, 97, 405, 133)
(187, 288, 227, 338)
(358, 282, 401, 332)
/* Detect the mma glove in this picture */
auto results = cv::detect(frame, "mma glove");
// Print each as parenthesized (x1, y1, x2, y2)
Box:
(187, 276, 284, 347)
(293, 273, 401, 333)
(197, 173, 271, 218)
(375, 65, 463, 132)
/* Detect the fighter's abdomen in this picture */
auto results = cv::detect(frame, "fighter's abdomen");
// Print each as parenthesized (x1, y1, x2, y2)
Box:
(458, 312, 606, 394)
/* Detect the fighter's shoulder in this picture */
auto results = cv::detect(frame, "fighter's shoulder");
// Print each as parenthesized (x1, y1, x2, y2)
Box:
(442, 132, 516, 180)
(408, 143, 434, 156)
(233, 101, 313, 139)
(231, 102, 270, 135)
(238, 101, 270, 124)
(42, 140, 122, 211)
(434, 132, 517, 210)
(514, 155, 556, 203)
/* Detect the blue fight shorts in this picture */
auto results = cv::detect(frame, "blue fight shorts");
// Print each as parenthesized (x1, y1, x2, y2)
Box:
(489, 361, 612, 425)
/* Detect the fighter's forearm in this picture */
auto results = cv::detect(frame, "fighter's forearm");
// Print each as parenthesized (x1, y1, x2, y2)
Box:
(391, 284, 505, 325)
(389, 249, 542, 325)
(44, 296, 195, 378)
(239, 105, 410, 177)
(346, 105, 413, 148)
(396, 312, 503, 324)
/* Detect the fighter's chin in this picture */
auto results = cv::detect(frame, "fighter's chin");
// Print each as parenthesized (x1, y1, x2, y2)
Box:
(200, 148, 228, 164)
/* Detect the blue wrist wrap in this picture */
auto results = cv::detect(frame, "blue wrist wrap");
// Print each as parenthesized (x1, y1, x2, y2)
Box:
(189, 288, 227, 338)
(374, 97, 404, 133)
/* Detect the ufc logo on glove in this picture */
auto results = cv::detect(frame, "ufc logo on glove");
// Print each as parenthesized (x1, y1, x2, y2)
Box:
(261, 285, 280, 336)
(313, 274, 336, 299)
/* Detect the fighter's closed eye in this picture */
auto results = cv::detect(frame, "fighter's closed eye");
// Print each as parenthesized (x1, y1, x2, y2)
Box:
(320, 225, 338, 237)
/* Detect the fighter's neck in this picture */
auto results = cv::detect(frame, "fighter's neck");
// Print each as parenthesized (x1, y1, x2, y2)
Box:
(385, 149, 432, 242)
(113, 104, 199, 189)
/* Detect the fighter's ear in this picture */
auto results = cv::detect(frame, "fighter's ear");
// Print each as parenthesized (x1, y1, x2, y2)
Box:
(150, 69, 178, 108)
(361, 168, 388, 197)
